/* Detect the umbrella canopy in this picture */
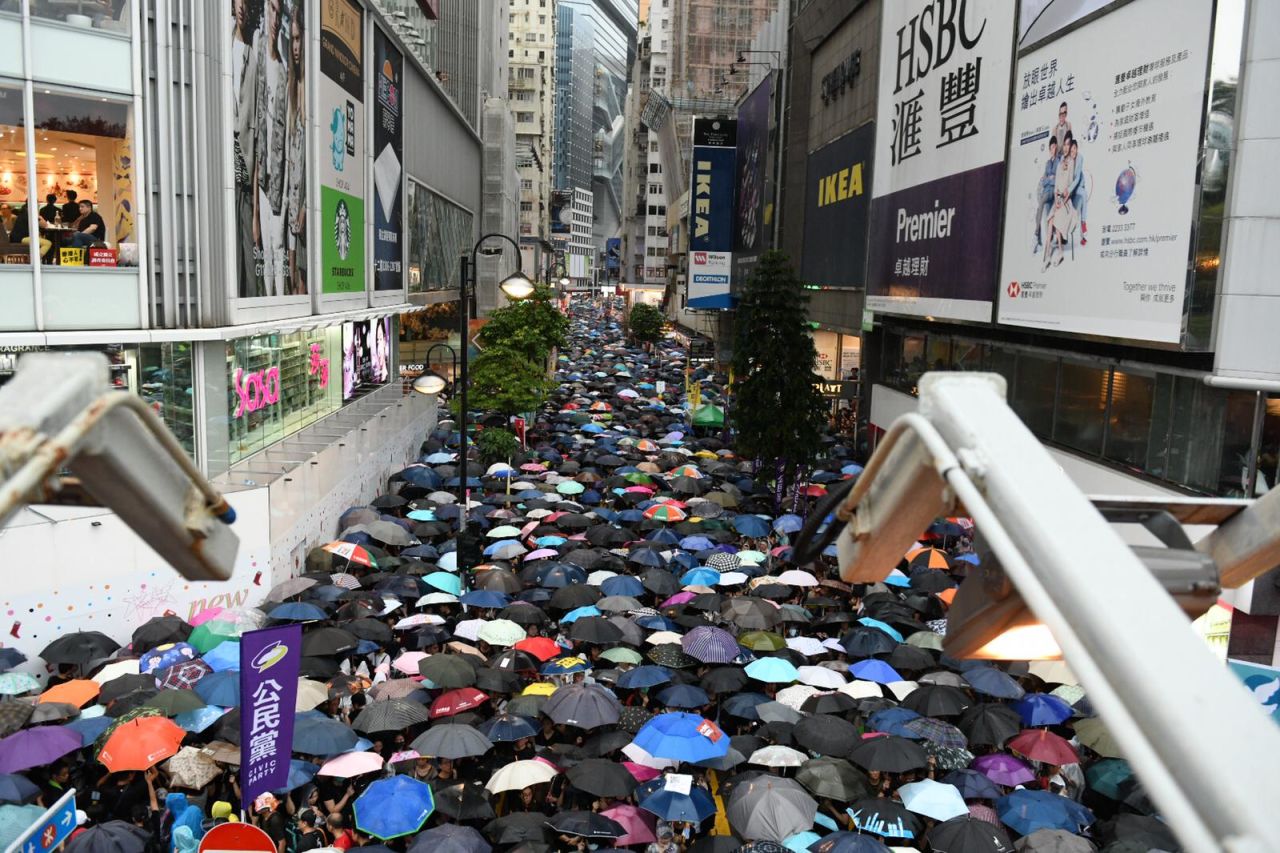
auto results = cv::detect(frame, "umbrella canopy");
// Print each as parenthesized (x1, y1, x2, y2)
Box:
(354, 775, 436, 839)
(411, 724, 494, 760)
(97, 717, 185, 772)
(726, 776, 818, 843)
(633, 713, 730, 763)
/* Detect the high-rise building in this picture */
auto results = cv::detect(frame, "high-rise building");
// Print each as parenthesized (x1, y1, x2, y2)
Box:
(555, 0, 639, 258)
(429, 0, 510, 130)
(508, 0, 559, 279)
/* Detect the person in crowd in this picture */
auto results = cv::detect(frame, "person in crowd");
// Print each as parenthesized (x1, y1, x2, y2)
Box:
(61, 189, 80, 226)
(38, 193, 59, 224)
(68, 199, 106, 248)
(9, 202, 50, 257)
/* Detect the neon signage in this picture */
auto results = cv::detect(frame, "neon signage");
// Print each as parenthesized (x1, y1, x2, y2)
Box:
(233, 367, 280, 418)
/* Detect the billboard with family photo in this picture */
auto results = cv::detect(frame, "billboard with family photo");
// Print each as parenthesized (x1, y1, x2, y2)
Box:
(230, 0, 309, 298)
(343, 317, 392, 400)
(320, 0, 366, 294)
(996, 0, 1213, 343)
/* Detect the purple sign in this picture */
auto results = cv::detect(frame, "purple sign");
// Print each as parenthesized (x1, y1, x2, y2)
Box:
(239, 625, 301, 813)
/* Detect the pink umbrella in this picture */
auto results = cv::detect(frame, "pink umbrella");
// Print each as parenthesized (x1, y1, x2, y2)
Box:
(392, 651, 428, 674)
(625, 485, 656, 494)
(601, 805, 656, 845)
(524, 549, 560, 561)
(661, 592, 696, 607)
(520, 521, 540, 537)
(189, 607, 224, 627)
(622, 761, 661, 783)
(318, 751, 385, 777)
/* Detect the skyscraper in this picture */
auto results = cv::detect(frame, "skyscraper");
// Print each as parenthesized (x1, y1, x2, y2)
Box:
(508, 0, 559, 278)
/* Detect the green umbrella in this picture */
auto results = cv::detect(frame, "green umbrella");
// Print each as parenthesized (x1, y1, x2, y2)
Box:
(1086, 758, 1135, 800)
(599, 648, 643, 665)
(557, 481, 586, 495)
(738, 631, 787, 652)
(0, 674, 39, 696)
(187, 621, 239, 653)
(692, 404, 725, 427)
(424, 572, 463, 596)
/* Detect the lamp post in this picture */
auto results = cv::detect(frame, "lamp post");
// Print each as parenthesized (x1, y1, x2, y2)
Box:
(413, 232, 534, 574)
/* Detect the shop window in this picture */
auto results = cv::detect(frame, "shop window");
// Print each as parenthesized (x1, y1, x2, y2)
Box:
(1054, 361, 1108, 457)
(31, 88, 137, 269)
(1257, 396, 1280, 495)
(1144, 373, 1176, 481)
(1011, 352, 1056, 439)
(1104, 369, 1156, 471)
(139, 343, 195, 458)
(985, 344, 1017, 391)
(1216, 390, 1260, 497)
(0, 84, 30, 265)
(30, 0, 130, 33)
(1163, 377, 1253, 495)
(951, 338, 984, 372)
(925, 335, 951, 373)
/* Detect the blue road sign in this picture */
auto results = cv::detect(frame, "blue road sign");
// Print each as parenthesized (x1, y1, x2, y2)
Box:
(6, 788, 76, 853)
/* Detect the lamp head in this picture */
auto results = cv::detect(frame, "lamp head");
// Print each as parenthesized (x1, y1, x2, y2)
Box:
(412, 369, 448, 397)
(499, 271, 536, 301)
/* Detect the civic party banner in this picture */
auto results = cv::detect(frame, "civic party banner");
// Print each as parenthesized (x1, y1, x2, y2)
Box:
(996, 0, 1213, 343)
(866, 0, 1016, 322)
(320, 0, 366, 294)
(240, 624, 302, 812)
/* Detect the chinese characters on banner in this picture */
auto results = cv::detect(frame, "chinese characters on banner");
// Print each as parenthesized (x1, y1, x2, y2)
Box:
(996, 0, 1212, 343)
(239, 625, 301, 813)
(866, 0, 1016, 322)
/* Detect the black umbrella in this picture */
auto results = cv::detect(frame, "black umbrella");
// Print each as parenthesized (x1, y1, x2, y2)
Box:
(1095, 814, 1180, 850)
(434, 782, 496, 821)
(800, 692, 858, 715)
(499, 604, 550, 627)
(847, 735, 929, 773)
(848, 798, 924, 841)
(841, 627, 899, 658)
(794, 714, 860, 758)
(545, 811, 626, 840)
(641, 568, 679, 596)
(352, 699, 432, 734)
(581, 729, 631, 757)
(344, 618, 393, 644)
(886, 644, 935, 672)
(485, 812, 549, 844)
(701, 667, 749, 694)
(419, 655, 478, 688)
(549, 585, 600, 611)
(925, 815, 1014, 853)
(542, 684, 621, 729)
(0, 702, 32, 736)
(565, 758, 638, 797)
(130, 616, 193, 653)
(901, 684, 971, 717)
(301, 627, 359, 656)
(64, 821, 151, 853)
(476, 569, 523, 594)
(958, 703, 1022, 748)
(795, 756, 872, 803)
(99, 674, 157, 704)
(568, 616, 623, 644)
(40, 631, 119, 667)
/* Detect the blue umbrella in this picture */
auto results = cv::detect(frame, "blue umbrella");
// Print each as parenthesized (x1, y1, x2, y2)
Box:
(402, 468, 443, 489)
(634, 614, 678, 631)
(459, 590, 510, 609)
(636, 776, 718, 822)
(60, 716, 112, 746)
(274, 760, 320, 793)
(0, 775, 38, 805)
(269, 602, 328, 622)
(657, 684, 711, 708)
(0, 651, 26, 674)
(293, 712, 359, 755)
(139, 643, 199, 676)
(538, 564, 588, 588)
(629, 550, 668, 569)
(174, 705, 228, 734)
(731, 516, 770, 537)
(560, 606, 602, 624)
(679, 536, 715, 551)
(942, 769, 1003, 800)
(354, 775, 435, 840)
(409, 824, 491, 853)
(535, 536, 568, 548)
(744, 658, 799, 684)
(849, 660, 903, 684)
(962, 667, 1025, 700)
(995, 789, 1094, 835)
(1014, 694, 1073, 726)
(617, 666, 672, 690)
(402, 544, 440, 560)
(477, 713, 538, 742)
(193, 670, 240, 706)
(633, 712, 729, 762)
(680, 568, 720, 586)
(773, 514, 803, 534)
(601, 576, 644, 597)
(722, 692, 771, 720)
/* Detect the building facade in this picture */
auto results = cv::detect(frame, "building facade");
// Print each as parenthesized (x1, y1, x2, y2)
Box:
(508, 0, 558, 278)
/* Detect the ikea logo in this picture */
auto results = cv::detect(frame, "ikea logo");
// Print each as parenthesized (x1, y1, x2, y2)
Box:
(694, 160, 712, 238)
(817, 162, 865, 207)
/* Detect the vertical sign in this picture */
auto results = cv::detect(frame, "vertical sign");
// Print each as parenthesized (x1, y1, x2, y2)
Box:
(687, 117, 736, 309)
(372, 27, 404, 291)
(231, 0, 309, 297)
(866, 0, 1016, 321)
(801, 123, 875, 289)
(320, 0, 366, 294)
(996, 0, 1212, 343)
(733, 78, 772, 286)
(239, 625, 301, 813)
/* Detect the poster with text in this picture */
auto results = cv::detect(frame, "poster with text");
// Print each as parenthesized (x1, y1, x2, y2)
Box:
(687, 118, 736, 309)
(342, 317, 392, 399)
(733, 78, 772, 285)
(230, 0, 309, 297)
(802, 123, 874, 289)
(320, 0, 366, 294)
(373, 27, 403, 291)
(866, 0, 1016, 321)
(996, 0, 1211, 343)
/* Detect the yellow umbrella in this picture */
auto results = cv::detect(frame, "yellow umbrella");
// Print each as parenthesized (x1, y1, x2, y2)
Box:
(522, 682, 557, 696)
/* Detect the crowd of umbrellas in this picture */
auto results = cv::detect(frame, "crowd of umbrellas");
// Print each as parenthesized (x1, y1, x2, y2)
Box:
(0, 298, 1179, 852)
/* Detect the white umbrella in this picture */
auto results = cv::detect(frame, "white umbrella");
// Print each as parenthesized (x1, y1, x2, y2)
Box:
(91, 659, 139, 685)
(797, 666, 846, 689)
(427, 491, 457, 504)
(838, 680, 884, 700)
(485, 759, 559, 793)
(716, 571, 750, 586)
(586, 571, 618, 586)
(621, 742, 678, 770)
(886, 681, 918, 701)
(777, 569, 818, 587)
(785, 637, 826, 657)
(416, 592, 458, 607)
(749, 745, 808, 768)
(773, 686, 820, 712)
(453, 619, 486, 642)
(645, 631, 683, 645)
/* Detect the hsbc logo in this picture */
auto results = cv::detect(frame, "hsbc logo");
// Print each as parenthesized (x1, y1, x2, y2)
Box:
(693, 252, 708, 264)
(1007, 281, 1021, 298)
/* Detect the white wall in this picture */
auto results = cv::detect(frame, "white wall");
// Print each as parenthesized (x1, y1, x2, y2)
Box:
(0, 488, 271, 675)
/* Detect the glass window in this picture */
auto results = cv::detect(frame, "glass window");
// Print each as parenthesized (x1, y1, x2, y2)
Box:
(30, 0, 130, 33)
(139, 342, 195, 458)
(407, 178, 474, 293)
(1217, 390, 1259, 497)
(985, 344, 1017, 392)
(0, 83, 30, 266)
(1165, 377, 1236, 494)
(1104, 369, 1155, 470)
(1144, 373, 1175, 480)
(31, 89, 137, 268)
(925, 335, 951, 373)
(1258, 396, 1280, 495)
(1011, 352, 1056, 438)
(1054, 361, 1108, 456)
(951, 338, 984, 371)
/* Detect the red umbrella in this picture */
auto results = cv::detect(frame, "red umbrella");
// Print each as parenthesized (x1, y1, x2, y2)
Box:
(514, 637, 562, 661)
(430, 687, 490, 718)
(322, 541, 377, 568)
(1008, 728, 1079, 766)
(97, 717, 186, 772)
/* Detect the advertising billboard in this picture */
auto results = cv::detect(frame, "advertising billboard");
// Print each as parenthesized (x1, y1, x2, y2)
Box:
(320, 0, 366, 294)
(1019, 0, 1116, 49)
(688, 251, 733, 309)
(688, 118, 736, 308)
(865, 0, 1016, 321)
(996, 0, 1212, 343)
(372, 27, 404, 291)
(733, 78, 772, 285)
(342, 317, 392, 399)
(801, 123, 874, 289)
(230, 0, 308, 297)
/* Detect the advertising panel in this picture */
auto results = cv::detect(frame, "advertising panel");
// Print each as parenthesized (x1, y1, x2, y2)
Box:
(372, 27, 404, 291)
(342, 317, 392, 399)
(866, 0, 1016, 321)
(239, 624, 301, 812)
(996, 0, 1212, 343)
(1019, 0, 1116, 49)
(801, 123, 874, 289)
(688, 251, 733, 309)
(231, 0, 309, 297)
(688, 118, 737, 254)
(320, 0, 366, 294)
(733, 78, 772, 285)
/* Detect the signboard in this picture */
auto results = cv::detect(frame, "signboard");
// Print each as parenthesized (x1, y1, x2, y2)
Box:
(342, 317, 392, 400)
(688, 251, 733, 310)
(372, 27, 404, 291)
(733, 78, 772, 285)
(688, 117, 737, 254)
(866, 0, 1016, 321)
(1018, 0, 1115, 49)
(230, 0, 308, 297)
(87, 247, 117, 267)
(320, 0, 366, 294)
(239, 625, 301, 813)
(815, 380, 858, 400)
(58, 247, 83, 267)
(199, 823, 277, 853)
(5, 788, 75, 853)
(996, 0, 1212, 343)
(801, 123, 874, 289)
(812, 330, 839, 379)
(1228, 658, 1280, 725)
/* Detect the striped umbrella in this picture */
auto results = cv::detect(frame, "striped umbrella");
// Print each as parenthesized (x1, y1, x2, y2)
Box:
(680, 626, 740, 664)
(321, 541, 377, 568)
(643, 504, 687, 522)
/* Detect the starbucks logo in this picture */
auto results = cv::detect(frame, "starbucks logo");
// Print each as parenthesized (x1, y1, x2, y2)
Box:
(334, 198, 352, 260)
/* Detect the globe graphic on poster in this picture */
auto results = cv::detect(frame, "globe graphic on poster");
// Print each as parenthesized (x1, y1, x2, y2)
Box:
(1115, 164, 1137, 215)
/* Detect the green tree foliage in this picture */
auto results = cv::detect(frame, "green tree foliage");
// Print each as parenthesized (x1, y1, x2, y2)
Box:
(476, 427, 519, 466)
(628, 302, 665, 346)
(730, 251, 828, 493)
(462, 344, 553, 418)
(477, 284, 569, 364)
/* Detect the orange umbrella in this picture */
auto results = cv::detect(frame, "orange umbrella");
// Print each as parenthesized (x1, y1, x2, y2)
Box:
(514, 637, 562, 661)
(38, 679, 99, 707)
(97, 716, 185, 772)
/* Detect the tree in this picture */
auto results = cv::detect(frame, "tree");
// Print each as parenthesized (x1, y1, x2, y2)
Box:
(628, 302, 664, 347)
(478, 284, 568, 365)
(730, 251, 828, 501)
(475, 427, 519, 466)
(461, 343, 553, 418)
